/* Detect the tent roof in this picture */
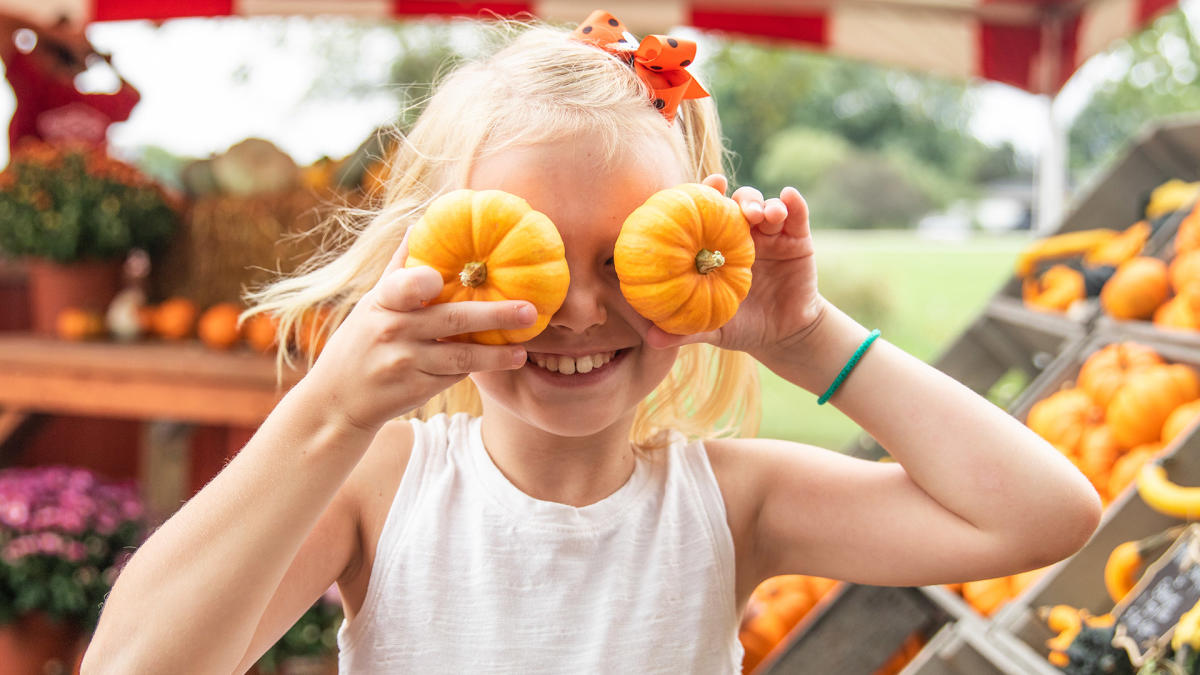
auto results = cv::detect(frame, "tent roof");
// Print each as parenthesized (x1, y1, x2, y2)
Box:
(4, 0, 1181, 94)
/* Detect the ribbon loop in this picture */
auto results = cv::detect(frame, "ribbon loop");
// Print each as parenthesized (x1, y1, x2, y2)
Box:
(571, 9, 709, 123)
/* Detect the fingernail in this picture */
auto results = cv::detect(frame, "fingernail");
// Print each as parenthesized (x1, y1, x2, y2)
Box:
(518, 304, 537, 324)
(512, 348, 527, 367)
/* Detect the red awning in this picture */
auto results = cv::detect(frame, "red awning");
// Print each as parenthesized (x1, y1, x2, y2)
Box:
(3, 0, 1181, 94)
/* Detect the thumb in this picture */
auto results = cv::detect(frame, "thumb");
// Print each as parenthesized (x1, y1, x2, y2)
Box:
(380, 228, 412, 280)
(701, 174, 729, 196)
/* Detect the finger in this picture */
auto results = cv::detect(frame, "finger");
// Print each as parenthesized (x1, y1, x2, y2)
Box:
(411, 300, 537, 341)
(375, 265, 445, 313)
(419, 342, 529, 375)
(757, 198, 788, 235)
(380, 228, 412, 279)
(731, 186, 765, 224)
(702, 174, 728, 195)
(779, 187, 811, 238)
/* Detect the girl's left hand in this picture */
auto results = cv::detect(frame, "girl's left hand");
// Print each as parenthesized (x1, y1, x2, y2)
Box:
(644, 175, 824, 357)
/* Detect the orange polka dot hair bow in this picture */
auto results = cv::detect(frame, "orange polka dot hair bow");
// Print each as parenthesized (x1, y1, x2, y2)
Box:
(571, 9, 709, 123)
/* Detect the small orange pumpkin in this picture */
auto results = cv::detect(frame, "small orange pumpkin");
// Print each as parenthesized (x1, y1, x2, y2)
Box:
(1100, 257, 1170, 320)
(1175, 203, 1200, 256)
(1170, 249, 1200, 294)
(197, 303, 242, 350)
(1026, 388, 1103, 454)
(244, 312, 279, 353)
(55, 307, 106, 341)
(614, 183, 755, 335)
(962, 577, 1012, 616)
(1107, 364, 1200, 447)
(153, 297, 198, 341)
(405, 189, 570, 345)
(1107, 443, 1163, 500)
(1153, 292, 1200, 331)
(1162, 399, 1200, 444)
(1022, 265, 1084, 313)
(1077, 342, 1164, 408)
(1077, 424, 1122, 491)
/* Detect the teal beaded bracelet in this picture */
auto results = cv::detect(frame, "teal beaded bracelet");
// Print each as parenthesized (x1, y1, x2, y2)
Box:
(817, 329, 881, 405)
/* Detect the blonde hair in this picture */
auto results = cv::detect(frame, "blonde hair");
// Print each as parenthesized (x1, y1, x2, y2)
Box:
(245, 19, 761, 449)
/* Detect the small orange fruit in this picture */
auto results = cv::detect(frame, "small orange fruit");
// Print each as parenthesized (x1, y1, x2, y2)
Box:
(153, 297, 198, 340)
(244, 312, 279, 354)
(56, 307, 105, 341)
(198, 303, 243, 350)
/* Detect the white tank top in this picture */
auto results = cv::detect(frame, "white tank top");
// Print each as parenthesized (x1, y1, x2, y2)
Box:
(337, 412, 743, 673)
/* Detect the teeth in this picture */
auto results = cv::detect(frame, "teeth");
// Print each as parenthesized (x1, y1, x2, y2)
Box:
(532, 351, 617, 375)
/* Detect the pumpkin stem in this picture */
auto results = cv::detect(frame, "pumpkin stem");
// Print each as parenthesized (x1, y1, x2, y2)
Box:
(460, 261, 487, 287)
(695, 249, 725, 274)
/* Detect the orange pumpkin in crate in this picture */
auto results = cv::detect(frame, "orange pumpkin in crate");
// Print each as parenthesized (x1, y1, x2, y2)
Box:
(1026, 389, 1103, 453)
(1162, 399, 1200, 445)
(1023, 265, 1085, 313)
(1154, 293, 1200, 331)
(1107, 364, 1200, 447)
(1077, 342, 1163, 408)
(1108, 443, 1163, 500)
(1170, 249, 1200, 294)
(1100, 257, 1170, 320)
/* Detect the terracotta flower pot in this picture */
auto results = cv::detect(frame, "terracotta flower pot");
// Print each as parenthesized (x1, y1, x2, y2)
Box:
(0, 612, 84, 675)
(25, 258, 123, 336)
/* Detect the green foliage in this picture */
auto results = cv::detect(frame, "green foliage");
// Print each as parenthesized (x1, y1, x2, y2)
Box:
(1069, 7, 1200, 181)
(702, 38, 1008, 224)
(754, 127, 852, 197)
(0, 143, 178, 263)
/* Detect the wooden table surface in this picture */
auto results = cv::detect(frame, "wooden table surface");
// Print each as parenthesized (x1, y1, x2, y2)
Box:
(0, 333, 301, 428)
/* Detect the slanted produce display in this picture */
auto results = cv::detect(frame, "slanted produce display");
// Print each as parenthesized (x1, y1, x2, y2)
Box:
(757, 118, 1200, 675)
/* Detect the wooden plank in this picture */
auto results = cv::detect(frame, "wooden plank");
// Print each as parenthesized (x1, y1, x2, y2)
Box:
(0, 333, 300, 426)
(761, 585, 947, 674)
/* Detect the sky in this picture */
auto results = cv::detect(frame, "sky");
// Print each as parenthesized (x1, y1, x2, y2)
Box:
(0, 6, 1192, 168)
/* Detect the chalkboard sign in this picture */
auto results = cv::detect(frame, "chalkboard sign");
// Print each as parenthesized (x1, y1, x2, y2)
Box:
(1113, 524, 1200, 662)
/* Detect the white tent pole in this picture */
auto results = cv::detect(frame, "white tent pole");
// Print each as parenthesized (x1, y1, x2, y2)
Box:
(1034, 94, 1068, 234)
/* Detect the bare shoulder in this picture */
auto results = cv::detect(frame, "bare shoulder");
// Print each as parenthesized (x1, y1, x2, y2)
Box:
(702, 436, 907, 588)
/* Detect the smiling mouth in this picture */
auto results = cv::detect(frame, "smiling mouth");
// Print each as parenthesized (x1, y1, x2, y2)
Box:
(528, 349, 630, 375)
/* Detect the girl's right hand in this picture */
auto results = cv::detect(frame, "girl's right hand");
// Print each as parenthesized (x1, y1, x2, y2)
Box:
(304, 236, 535, 433)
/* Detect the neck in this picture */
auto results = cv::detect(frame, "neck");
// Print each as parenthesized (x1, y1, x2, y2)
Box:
(478, 405, 637, 508)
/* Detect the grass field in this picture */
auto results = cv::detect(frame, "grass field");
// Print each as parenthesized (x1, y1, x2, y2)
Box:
(756, 230, 1029, 450)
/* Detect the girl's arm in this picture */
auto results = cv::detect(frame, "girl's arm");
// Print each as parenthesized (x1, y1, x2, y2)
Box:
(721, 301, 1101, 587)
(656, 177, 1101, 589)
(82, 383, 377, 674)
(82, 240, 536, 673)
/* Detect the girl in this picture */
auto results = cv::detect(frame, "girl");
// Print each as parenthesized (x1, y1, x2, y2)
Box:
(83, 13, 1101, 674)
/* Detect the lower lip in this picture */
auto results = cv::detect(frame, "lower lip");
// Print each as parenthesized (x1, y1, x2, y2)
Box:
(524, 349, 630, 387)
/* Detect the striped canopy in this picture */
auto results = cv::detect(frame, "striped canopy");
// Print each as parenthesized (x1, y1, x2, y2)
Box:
(4, 0, 1181, 94)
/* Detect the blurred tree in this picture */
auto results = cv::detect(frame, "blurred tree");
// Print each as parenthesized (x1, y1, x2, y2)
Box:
(701, 38, 1016, 227)
(1069, 7, 1200, 180)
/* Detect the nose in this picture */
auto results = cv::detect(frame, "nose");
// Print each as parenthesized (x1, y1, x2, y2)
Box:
(548, 269, 608, 333)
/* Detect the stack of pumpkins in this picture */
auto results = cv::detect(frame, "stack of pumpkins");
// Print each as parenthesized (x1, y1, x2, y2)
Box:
(1021, 200, 1200, 327)
(738, 575, 839, 673)
(949, 341, 1200, 618)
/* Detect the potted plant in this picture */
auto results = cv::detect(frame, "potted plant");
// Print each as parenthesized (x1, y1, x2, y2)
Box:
(0, 465, 147, 674)
(0, 140, 179, 334)
(256, 585, 343, 675)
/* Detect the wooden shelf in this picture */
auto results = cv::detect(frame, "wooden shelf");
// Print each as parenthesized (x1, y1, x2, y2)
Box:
(0, 333, 301, 427)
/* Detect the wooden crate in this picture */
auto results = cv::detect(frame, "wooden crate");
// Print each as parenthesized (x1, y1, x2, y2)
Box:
(899, 620, 1057, 675)
(759, 584, 971, 674)
(991, 331, 1200, 665)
